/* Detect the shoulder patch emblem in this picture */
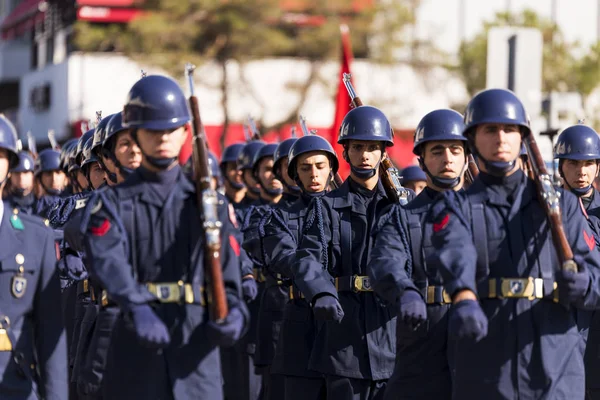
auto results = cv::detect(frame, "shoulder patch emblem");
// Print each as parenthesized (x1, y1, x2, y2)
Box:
(90, 219, 111, 237)
(584, 230, 596, 252)
(75, 198, 88, 210)
(229, 235, 241, 257)
(433, 214, 450, 233)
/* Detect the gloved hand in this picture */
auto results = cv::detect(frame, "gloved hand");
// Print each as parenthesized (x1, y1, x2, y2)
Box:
(397, 289, 427, 330)
(448, 300, 488, 342)
(557, 262, 591, 304)
(312, 295, 344, 323)
(206, 306, 246, 348)
(242, 278, 258, 302)
(128, 304, 170, 349)
(58, 254, 88, 281)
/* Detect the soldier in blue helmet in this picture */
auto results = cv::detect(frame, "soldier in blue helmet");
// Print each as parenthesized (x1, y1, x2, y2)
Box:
(252, 134, 339, 400)
(238, 141, 266, 205)
(289, 105, 398, 398)
(6, 151, 36, 214)
(273, 138, 301, 197)
(33, 148, 68, 219)
(423, 89, 600, 398)
(369, 109, 469, 399)
(401, 165, 427, 195)
(220, 143, 247, 206)
(0, 114, 68, 399)
(98, 112, 142, 186)
(82, 74, 249, 399)
(81, 137, 107, 190)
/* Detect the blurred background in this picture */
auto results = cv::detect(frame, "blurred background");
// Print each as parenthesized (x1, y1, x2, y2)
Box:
(0, 0, 599, 168)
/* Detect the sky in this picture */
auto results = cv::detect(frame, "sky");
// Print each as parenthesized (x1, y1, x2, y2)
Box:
(415, 0, 599, 55)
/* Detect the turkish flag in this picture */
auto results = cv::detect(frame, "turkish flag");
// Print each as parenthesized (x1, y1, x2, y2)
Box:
(330, 24, 354, 180)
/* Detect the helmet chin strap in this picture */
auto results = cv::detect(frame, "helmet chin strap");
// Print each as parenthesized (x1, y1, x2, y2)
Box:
(131, 128, 178, 170)
(39, 179, 62, 196)
(559, 163, 594, 197)
(344, 149, 382, 180)
(418, 156, 466, 190)
(468, 139, 517, 177)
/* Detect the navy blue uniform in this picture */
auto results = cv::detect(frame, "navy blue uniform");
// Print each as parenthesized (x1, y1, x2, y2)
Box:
(292, 179, 396, 398)
(428, 170, 600, 399)
(83, 166, 248, 399)
(0, 202, 68, 399)
(370, 187, 451, 400)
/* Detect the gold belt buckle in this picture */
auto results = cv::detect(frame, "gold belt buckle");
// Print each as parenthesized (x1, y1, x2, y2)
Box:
(500, 277, 535, 299)
(184, 284, 194, 304)
(353, 276, 373, 292)
(148, 283, 181, 303)
(426, 286, 452, 303)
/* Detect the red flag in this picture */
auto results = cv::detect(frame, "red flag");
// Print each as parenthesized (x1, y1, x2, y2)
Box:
(179, 124, 193, 165)
(330, 24, 354, 180)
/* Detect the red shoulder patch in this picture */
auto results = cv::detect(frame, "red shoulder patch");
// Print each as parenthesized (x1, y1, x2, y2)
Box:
(90, 219, 111, 237)
(229, 235, 241, 257)
(433, 214, 450, 233)
(584, 230, 596, 252)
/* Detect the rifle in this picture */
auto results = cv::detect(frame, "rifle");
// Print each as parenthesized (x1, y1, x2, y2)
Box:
(48, 129, 60, 150)
(26, 131, 37, 158)
(342, 73, 409, 205)
(523, 132, 577, 273)
(247, 117, 261, 140)
(185, 63, 229, 322)
(298, 115, 344, 189)
(464, 155, 480, 186)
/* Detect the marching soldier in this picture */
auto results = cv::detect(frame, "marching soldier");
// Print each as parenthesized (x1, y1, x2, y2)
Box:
(256, 134, 340, 400)
(6, 151, 36, 214)
(0, 115, 68, 399)
(291, 106, 397, 399)
(80, 137, 107, 191)
(220, 143, 247, 207)
(400, 165, 427, 195)
(369, 109, 468, 399)
(82, 74, 249, 399)
(426, 89, 600, 398)
(34, 149, 67, 218)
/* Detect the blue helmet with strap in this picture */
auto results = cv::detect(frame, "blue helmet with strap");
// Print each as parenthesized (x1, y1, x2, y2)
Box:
(287, 135, 339, 182)
(463, 88, 530, 175)
(35, 149, 62, 175)
(221, 143, 245, 166)
(76, 129, 96, 166)
(122, 75, 191, 131)
(0, 115, 19, 170)
(60, 138, 79, 172)
(92, 114, 115, 156)
(238, 141, 265, 170)
(338, 106, 394, 147)
(12, 151, 35, 173)
(273, 138, 300, 194)
(414, 109, 468, 189)
(554, 125, 600, 160)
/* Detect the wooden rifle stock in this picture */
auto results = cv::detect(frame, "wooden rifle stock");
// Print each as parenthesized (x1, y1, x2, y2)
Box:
(342, 73, 409, 204)
(185, 64, 229, 322)
(523, 133, 577, 273)
(464, 154, 479, 186)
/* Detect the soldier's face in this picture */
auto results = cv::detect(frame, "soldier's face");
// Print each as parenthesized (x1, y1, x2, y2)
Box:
(114, 131, 142, 169)
(346, 140, 383, 169)
(137, 126, 187, 160)
(225, 162, 244, 186)
(296, 152, 331, 193)
(258, 158, 282, 191)
(10, 171, 33, 194)
(404, 180, 427, 195)
(40, 170, 66, 191)
(87, 162, 106, 189)
(474, 124, 521, 163)
(422, 140, 466, 180)
(279, 158, 296, 188)
(562, 159, 599, 192)
(76, 169, 89, 190)
(0, 149, 9, 190)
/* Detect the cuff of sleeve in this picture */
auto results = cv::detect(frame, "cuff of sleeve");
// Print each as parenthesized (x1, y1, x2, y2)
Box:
(298, 280, 338, 304)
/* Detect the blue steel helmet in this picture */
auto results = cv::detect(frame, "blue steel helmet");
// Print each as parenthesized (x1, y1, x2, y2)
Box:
(60, 138, 79, 172)
(34, 149, 62, 176)
(220, 143, 245, 167)
(12, 151, 35, 173)
(287, 135, 339, 181)
(413, 109, 467, 155)
(122, 75, 191, 130)
(273, 138, 298, 180)
(237, 141, 265, 170)
(81, 137, 100, 169)
(0, 115, 19, 169)
(76, 129, 96, 165)
(553, 125, 600, 160)
(463, 88, 531, 137)
(104, 112, 128, 149)
(338, 106, 394, 147)
(92, 114, 115, 156)
(252, 143, 278, 177)
(401, 165, 427, 183)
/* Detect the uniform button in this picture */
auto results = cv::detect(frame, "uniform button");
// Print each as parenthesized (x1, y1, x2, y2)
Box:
(15, 254, 24, 265)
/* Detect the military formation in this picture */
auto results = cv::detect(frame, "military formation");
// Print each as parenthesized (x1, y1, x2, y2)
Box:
(1, 70, 600, 400)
